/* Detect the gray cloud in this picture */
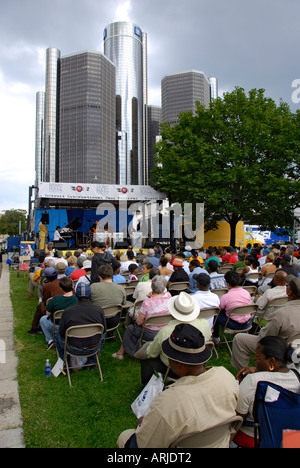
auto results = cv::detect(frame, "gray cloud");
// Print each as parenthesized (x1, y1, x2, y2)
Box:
(0, 0, 299, 211)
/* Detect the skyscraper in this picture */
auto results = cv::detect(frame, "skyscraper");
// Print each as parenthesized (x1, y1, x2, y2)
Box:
(43, 47, 61, 182)
(35, 90, 45, 187)
(103, 21, 148, 185)
(59, 51, 116, 184)
(161, 70, 211, 126)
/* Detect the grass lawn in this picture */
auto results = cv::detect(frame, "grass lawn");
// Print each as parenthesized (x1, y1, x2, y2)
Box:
(9, 269, 238, 448)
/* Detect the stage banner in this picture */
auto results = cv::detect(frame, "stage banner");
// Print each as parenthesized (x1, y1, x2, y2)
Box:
(38, 183, 165, 202)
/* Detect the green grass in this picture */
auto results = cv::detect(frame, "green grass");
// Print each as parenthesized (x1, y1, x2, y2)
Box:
(9, 269, 237, 448)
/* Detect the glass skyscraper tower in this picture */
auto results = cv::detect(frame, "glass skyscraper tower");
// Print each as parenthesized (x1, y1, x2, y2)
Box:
(103, 21, 148, 185)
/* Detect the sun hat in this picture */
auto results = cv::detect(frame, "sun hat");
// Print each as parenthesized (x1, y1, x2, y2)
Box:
(83, 260, 92, 270)
(168, 292, 200, 322)
(56, 261, 66, 272)
(162, 323, 212, 365)
(170, 258, 184, 267)
(75, 283, 91, 298)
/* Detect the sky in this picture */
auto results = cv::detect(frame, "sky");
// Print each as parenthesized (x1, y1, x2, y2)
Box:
(1, 0, 300, 213)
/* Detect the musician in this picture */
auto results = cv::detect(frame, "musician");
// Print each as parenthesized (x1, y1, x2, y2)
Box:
(53, 226, 64, 243)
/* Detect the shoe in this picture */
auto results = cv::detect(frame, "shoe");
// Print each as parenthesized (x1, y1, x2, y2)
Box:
(211, 337, 220, 345)
(112, 353, 124, 360)
(27, 328, 37, 336)
(46, 340, 54, 350)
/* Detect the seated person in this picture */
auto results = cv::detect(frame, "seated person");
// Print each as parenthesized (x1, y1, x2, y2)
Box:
(128, 263, 139, 282)
(139, 262, 152, 282)
(234, 336, 300, 448)
(212, 270, 252, 345)
(206, 260, 227, 290)
(55, 283, 106, 366)
(253, 270, 288, 319)
(117, 323, 239, 448)
(112, 266, 126, 284)
(166, 258, 189, 295)
(239, 255, 260, 286)
(188, 259, 208, 293)
(65, 255, 77, 276)
(159, 256, 173, 278)
(112, 276, 171, 359)
(39, 276, 78, 350)
(135, 292, 212, 386)
(192, 273, 220, 328)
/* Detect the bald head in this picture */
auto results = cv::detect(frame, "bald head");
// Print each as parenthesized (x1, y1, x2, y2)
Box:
(274, 270, 288, 286)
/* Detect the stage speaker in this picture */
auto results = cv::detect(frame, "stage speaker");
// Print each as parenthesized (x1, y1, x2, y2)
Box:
(114, 241, 129, 249)
(144, 241, 156, 248)
(53, 241, 67, 249)
(41, 212, 49, 224)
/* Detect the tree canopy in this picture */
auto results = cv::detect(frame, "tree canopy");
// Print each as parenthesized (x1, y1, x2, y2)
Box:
(151, 87, 300, 246)
(0, 209, 27, 236)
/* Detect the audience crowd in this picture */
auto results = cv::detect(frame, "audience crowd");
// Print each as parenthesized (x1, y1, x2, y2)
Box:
(22, 239, 300, 448)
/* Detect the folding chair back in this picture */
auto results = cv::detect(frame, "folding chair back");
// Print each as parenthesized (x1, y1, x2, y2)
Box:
(64, 323, 105, 387)
(222, 304, 258, 354)
(252, 296, 289, 335)
(102, 304, 123, 341)
(168, 282, 190, 293)
(169, 415, 243, 448)
(141, 313, 173, 341)
(198, 306, 220, 321)
(52, 309, 64, 350)
(253, 378, 300, 448)
(218, 265, 234, 274)
(242, 285, 257, 296)
(243, 272, 260, 285)
(211, 288, 228, 298)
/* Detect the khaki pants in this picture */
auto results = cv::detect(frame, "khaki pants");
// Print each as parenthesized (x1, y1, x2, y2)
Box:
(230, 333, 260, 371)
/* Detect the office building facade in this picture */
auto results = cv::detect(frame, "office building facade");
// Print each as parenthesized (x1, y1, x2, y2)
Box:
(59, 51, 116, 184)
(35, 91, 45, 186)
(43, 47, 61, 182)
(161, 70, 211, 126)
(147, 105, 162, 180)
(103, 21, 148, 185)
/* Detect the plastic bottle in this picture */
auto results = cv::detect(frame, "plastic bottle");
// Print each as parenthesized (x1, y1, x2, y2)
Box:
(45, 359, 51, 378)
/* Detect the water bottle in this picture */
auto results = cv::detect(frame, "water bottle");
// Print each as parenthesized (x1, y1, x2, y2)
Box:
(45, 359, 51, 378)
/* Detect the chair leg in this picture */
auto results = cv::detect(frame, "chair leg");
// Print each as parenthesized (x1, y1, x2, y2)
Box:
(65, 354, 72, 387)
(96, 354, 103, 382)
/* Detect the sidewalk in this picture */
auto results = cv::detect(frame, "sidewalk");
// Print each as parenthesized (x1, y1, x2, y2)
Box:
(0, 259, 25, 448)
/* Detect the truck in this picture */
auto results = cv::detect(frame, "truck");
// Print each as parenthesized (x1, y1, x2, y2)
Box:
(202, 221, 261, 249)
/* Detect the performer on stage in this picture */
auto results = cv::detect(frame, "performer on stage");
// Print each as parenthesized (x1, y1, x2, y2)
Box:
(53, 226, 64, 242)
(39, 220, 48, 251)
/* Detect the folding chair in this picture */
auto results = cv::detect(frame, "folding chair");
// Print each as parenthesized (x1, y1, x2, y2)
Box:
(253, 379, 300, 448)
(198, 307, 221, 358)
(168, 282, 191, 294)
(64, 323, 105, 387)
(242, 272, 261, 285)
(102, 304, 123, 341)
(140, 313, 173, 342)
(220, 304, 258, 354)
(242, 285, 258, 296)
(211, 288, 228, 298)
(169, 415, 243, 448)
(52, 309, 64, 355)
(252, 296, 289, 335)
(218, 265, 234, 274)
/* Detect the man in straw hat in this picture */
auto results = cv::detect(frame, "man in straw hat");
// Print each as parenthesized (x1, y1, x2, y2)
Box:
(118, 323, 239, 448)
(134, 291, 212, 386)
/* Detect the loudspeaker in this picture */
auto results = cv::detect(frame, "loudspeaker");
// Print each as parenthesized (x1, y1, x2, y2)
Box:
(53, 241, 67, 249)
(114, 241, 129, 249)
(41, 212, 49, 224)
(144, 241, 156, 248)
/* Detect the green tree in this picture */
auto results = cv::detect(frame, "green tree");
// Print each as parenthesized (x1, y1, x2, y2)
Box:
(0, 209, 27, 236)
(152, 87, 300, 247)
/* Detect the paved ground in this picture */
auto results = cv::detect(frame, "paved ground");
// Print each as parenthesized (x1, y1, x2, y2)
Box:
(0, 259, 25, 448)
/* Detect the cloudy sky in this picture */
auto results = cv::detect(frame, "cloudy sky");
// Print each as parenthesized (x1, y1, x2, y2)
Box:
(1, 0, 299, 213)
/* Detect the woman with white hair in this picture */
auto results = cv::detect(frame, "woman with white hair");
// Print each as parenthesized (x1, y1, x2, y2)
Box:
(112, 276, 171, 359)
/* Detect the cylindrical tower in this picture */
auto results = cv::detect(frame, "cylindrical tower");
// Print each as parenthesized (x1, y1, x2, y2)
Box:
(103, 22, 147, 185)
(44, 47, 60, 182)
(208, 76, 218, 100)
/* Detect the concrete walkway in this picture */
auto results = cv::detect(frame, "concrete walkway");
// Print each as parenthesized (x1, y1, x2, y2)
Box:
(0, 259, 25, 448)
